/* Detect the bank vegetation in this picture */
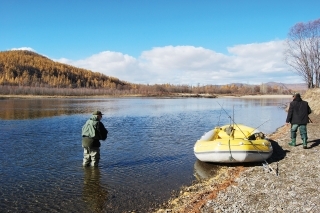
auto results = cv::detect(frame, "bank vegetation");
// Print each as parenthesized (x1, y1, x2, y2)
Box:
(0, 50, 305, 97)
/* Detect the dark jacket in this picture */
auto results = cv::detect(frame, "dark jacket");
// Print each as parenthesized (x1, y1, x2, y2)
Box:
(286, 96, 311, 125)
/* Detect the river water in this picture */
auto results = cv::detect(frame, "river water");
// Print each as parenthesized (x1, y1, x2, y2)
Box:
(0, 97, 291, 212)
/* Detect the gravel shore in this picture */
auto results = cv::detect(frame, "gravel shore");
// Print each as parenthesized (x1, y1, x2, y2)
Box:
(200, 113, 320, 213)
(155, 89, 320, 213)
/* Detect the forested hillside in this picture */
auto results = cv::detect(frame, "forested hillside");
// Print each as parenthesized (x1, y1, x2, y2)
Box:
(0, 50, 129, 89)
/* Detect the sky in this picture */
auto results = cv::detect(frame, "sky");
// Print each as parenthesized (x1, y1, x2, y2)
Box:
(1, 0, 320, 86)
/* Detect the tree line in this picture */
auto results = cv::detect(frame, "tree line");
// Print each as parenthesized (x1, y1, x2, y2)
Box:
(0, 50, 128, 89)
(0, 50, 300, 96)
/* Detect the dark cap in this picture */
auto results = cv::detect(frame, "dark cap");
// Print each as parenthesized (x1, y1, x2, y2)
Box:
(93, 110, 104, 115)
(293, 93, 301, 98)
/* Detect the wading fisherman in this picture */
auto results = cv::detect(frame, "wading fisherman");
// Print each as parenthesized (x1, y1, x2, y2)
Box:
(82, 111, 108, 167)
(286, 93, 312, 149)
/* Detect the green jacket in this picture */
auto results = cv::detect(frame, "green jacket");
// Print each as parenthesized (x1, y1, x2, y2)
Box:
(82, 115, 99, 138)
(82, 115, 108, 148)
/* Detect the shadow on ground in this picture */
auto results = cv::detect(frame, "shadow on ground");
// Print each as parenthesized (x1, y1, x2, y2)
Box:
(308, 138, 320, 149)
(268, 139, 289, 163)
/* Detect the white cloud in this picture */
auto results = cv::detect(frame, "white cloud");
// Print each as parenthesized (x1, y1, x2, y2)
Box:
(56, 51, 147, 83)
(11, 47, 36, 52)
(52, 41, 303, 85)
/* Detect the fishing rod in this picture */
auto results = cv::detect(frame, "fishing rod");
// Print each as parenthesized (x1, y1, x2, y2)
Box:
(216, 101, 248, 138)
(217, 101, 276, 173)
(216, 102, 235, 161)
(280, 83, 294, 95)
(281, 83, 313, 123)
(217, 101, 270, 139)
(248, 119, 271, 135)
(217, 103, 223, 127)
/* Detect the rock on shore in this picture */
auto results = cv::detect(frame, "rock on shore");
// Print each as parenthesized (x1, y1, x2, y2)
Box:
(155, 88, 320, 213)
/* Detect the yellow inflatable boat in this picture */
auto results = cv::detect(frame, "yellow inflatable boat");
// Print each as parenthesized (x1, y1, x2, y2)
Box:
(194, 124, 273, 163)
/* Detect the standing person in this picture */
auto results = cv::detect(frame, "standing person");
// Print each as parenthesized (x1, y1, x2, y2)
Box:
(286, 93, 312, 149)
(82, 111, 108, 167)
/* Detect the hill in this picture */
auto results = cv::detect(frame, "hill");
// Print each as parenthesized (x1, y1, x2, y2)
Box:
(0, 50, 130, 89)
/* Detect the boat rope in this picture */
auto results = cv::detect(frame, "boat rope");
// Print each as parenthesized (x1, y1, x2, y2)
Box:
(228, 106, 235, 161)
(228, 132, 235, 162)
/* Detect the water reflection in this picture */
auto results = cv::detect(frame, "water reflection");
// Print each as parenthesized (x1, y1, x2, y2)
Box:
(194, 160, 221, 180)
(82, 168, 108, 213)
(0, 98, 79, 119)
(0, 98, 113, 120)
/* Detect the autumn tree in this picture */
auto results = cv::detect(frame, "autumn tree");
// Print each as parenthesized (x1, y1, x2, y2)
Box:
(284, 18, 320, 88)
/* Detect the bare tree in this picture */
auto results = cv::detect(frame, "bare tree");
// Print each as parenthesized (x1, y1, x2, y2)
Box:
(284, 18, 320, 88)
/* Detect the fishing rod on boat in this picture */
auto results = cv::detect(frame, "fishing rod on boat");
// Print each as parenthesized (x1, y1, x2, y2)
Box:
(248, 119, 271, 136)
(217, 103, 223, 127)
(217, 101, 271, 139)
(217, 103, 277, 174)
(216, 102, 235, 161)
(216, 101, 248, 139)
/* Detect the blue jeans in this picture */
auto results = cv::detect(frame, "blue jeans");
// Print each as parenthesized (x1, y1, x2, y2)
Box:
(291, 124, 307, 140)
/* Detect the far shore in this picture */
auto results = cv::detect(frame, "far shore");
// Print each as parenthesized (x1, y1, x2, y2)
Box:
(0, 94, 293, 99)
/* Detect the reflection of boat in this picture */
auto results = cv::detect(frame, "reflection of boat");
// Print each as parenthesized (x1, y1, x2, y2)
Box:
(194, 124, 273, 163)
(194, 160, 220, 180)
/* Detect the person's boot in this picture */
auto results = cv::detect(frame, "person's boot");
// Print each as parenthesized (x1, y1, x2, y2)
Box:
(288, 138, 296, 146)
(302, 138, 307, 149)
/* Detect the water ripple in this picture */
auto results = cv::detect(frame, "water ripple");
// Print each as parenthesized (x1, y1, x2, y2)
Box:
(0, 97, 291, 212)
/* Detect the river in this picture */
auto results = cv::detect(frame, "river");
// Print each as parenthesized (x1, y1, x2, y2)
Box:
(0, 97, 291, 212)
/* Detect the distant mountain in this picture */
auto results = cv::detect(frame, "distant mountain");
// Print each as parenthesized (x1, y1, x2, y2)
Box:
(264, 82, 307, 92)
(224, 82, 307, 92)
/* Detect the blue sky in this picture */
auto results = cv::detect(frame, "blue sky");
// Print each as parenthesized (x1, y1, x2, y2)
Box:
(1, 0, 319, 85)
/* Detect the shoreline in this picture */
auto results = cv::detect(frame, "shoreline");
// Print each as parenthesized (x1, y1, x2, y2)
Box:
(0, 94, 292, 99)
(155, 114, 320, 213)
